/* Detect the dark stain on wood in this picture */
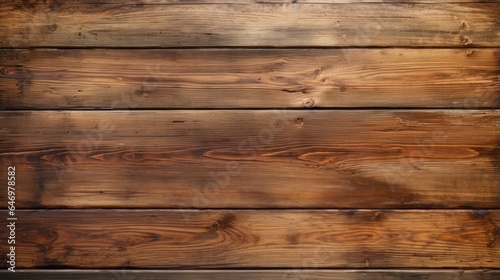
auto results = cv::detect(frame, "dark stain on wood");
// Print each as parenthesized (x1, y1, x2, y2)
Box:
(286, 233, 299, 245)
(471, 209, 489, 217)
(343, 210, 357, 217)
(217, 213, 237, 230)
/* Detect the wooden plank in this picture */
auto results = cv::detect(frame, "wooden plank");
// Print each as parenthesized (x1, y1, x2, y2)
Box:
(12, 0, 500, 3)
(0, 210, 499, 268)
(0, 110, 498, 208)
(1, 269, 499, 279)
(1, 3, 499, 47)
(1, 48, 498, 109)
(293, 0, 500, 2)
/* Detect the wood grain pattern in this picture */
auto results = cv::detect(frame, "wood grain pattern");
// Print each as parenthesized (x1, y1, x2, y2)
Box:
(13, 0, 500, 3)
(1, 3, 499, 47)
(0, 210, 499, 268)
(1, 0, 498, 275)
(1, 269, 500, 280)
(1, 48, 498, 109)
(0, 110, 498, 208)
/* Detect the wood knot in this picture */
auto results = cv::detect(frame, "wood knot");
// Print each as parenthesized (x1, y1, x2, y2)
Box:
(493, 227, 499, 237)
(460, 35, 471, 46)
(302, 98, 315, 108)
(339, 85, 347, 93)
(282, 87, 308, 94)
(372, 211, 384, 221)
(466, 50, 474, 57)
(295, 117, 304, 127)
(48, 24, 58, 32)
(136, 86, 149, 97)
(489, 227, 499, 248)
(210, 221, 221, 231)
(213, 213, 236, 230)
(460, 21, 469, 30)
(0, 67, 9, 75)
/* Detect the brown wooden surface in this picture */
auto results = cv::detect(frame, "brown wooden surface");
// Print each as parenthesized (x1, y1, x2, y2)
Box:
(1, 48, 498, 109)
(12, 0, 500, 3)
(1, 3, 499, 48)
(1, 269, 500, 280)
(0, 110, 498, 209)
(1, 0, 499, 277)
(0, 210, 499, 268)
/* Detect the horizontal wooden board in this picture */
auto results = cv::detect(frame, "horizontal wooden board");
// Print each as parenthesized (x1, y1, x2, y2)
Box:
(1, 48, 498, 109)
(1, 269, 499, 279)
(0, 210, 499, 268)
(13, 0, 500, 3)
(291, 0, 500, 2)
(0, 110, 498, 208)
(1, 3, 499, 47)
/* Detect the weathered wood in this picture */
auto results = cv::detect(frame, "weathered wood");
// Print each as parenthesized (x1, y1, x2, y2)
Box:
(11, 0, 500, 3)
(1, 48, 498, 109)
(293, 0, 500, 2)
(0, 210, 499, 268)
(1, 3, 498, 47)
(1, 0, 498, 276)
(1, 269, 499, 279)
(0, 110, 498, 208)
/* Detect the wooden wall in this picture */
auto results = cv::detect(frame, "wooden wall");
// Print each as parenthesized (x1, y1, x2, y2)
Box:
(0, 0, 499, 278)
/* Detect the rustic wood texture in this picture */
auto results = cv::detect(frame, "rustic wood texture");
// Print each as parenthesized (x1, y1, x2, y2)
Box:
(14, 0, 500, 3)
(1, 48, 498, 109)
(0, 110, 498, 209)
(0, 210, 499, 268)
(1, 269, 500, 280)
(1, 0, 499, 276)
(1, 3, 499, 48)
